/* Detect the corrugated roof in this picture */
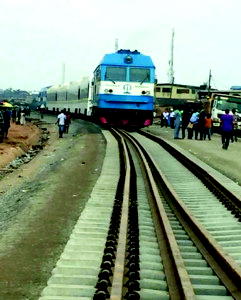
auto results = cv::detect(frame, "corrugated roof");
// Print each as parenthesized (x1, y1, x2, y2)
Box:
(157, 83, 200, 89)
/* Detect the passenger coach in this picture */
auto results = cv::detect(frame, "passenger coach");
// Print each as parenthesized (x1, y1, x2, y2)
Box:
(45, 77, 90, 115)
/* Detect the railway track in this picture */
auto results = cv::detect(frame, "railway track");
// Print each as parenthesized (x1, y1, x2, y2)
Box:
(40, 128, 241, 300)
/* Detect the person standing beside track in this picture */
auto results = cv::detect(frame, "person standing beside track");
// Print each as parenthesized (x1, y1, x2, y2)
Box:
(231, 108, 238, 142)
(173, 108, 182, 139)
(64, 111, 71, 133)
(162, 109, 169, 128)
(181, 108, 192, 139)
(40, 104, 45, 119)
(20, 110, 26, 125)
(219, 109, 234, 150)
(197, 109, 206, 140)
(56, 110, 66, 138)
(2, 108, 11, 138)
(11, 108, 17, 123)
(169, 108, 175, 129)
(188, 110, 199, 139)
(203, 113, 212, 140)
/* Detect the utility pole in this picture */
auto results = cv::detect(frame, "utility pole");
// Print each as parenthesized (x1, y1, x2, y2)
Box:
(168, 29, 175, 101)
(168, 29, 175, 84)
(207, 69, 212, 96)
(115, 38, 119, 52)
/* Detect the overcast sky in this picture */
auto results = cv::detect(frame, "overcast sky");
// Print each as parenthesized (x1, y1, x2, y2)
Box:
(0, 0, 240, 91)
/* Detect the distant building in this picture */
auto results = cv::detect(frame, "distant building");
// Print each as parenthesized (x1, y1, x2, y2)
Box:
(155, 83, 201, 107)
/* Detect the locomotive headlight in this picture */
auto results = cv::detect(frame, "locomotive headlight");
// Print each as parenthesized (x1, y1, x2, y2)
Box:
(124, 55, 133, 64)
(104, 89, 113, 93)
(142, 90, 150, 95)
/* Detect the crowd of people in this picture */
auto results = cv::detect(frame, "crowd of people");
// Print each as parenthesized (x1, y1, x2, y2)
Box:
(0, 106, 30, 142)
(160, 106, 239, 150)
(0, 104, 71, 143)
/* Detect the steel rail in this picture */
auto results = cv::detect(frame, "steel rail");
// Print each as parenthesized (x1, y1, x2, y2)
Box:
(120, 129, 196, 300)
(109, 128, 131, 300)
(132, 130, 241, 299)
(139, 129, 241, 220)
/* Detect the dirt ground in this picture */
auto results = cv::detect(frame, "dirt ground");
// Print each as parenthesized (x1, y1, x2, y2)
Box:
(0, 114, 106, 300)
(0, 123, 41, 169)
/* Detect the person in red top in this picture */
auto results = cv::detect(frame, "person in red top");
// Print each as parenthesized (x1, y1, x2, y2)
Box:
(204, 113, 212, 140)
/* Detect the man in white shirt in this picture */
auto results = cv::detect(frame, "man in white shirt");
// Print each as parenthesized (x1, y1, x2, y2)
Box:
(169, 108, 175, 128)
(162, 110, 169, 127)
(56, 110, 66, 138)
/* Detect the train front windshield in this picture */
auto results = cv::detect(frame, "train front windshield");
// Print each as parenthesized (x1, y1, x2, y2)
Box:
(104, 66, 151, 83)
(105, 67, 126, 82)
(129, 68, 150, 83)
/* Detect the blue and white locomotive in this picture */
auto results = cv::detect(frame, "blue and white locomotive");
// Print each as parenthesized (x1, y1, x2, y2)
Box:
(42, 49, 156, 127)
(90, 49, 156, 127)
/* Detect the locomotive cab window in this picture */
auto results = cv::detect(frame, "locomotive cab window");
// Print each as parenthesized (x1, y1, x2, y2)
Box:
(105, 67, 126, 82)
(95, 67, 101, 82)
(130, 68, 150, 83)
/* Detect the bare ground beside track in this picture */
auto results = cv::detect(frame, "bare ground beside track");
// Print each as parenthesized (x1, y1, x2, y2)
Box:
(0, 122, 41, 169)
(0, 114, 106, 300)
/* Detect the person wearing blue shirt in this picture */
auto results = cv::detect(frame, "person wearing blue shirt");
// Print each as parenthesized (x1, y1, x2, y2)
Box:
(189, 111, 199, 140)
